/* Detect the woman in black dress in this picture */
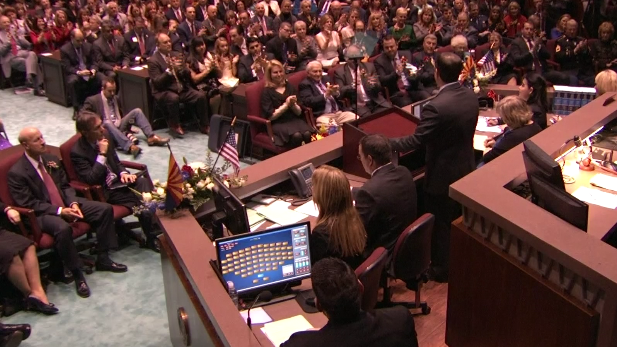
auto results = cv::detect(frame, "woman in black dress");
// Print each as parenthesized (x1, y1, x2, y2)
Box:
(309, 165, 367, 269)
(0, 202, 57, 315)
(487, 73, 549, 129)
(186, 37, 222, 118)
(479, 32, 517, 85)
(260, 60, 314, 148)
(590, 22, 617, 74)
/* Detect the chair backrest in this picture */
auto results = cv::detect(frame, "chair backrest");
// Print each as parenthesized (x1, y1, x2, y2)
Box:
(436, 45, 453, 54)
(287, 70, 308, 90)
(59, 133, 82, 182)
(546, 39, 557, 61)
(355, 247, 388, 313)
(0, 146, 27, 206)
(245, 80, 266, 118)
(391, 213, 435, 282)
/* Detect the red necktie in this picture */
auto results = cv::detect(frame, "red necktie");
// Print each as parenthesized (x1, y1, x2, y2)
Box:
(38, 162, 65, 207)
(138, 35, 146, 55)
(109, 40, 115, 55)
(10, 34, 18, 56)
(262, 17, 267, 33)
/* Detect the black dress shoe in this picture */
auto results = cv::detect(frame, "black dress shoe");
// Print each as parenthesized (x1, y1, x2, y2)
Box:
(141, 238, 160, 253)
(75, 279, 91, 298)
(95, 261, 128, 273)
(0, 331, 24, 347)
(0, 323, 31, 340)
(25, 296, 59, 315)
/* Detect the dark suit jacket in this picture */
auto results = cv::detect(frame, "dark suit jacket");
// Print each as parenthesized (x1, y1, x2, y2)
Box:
(391, 83, 479, 195)
(70, 135, 127, 189)
(509, 36, 550, 72)
(202, 18, 225, 49)
(8, 154, 78, 217)
(411, 51, 437, 91)
(178, 20, 203, 45)
(237, 53, 274, 83)
(169, 32, 185, 53)
(123, 29, 156, 62)
(298, 76, 348, 117)
(333, 62, 390, 109)
(195, 5, 209, 22)
(252, 15, 275, 35)
(60, 41, 97, 77)
(230, 43, 246, 57)
(93, 35, 130, 74)
(216, 2, 236, 21)
(480, 123, 542, 165)
(165, 7, 185, 23)
(265, 36, 299, 68)
(374, 51, 420, 99)
(82, 93, 126, 119)
(354, 163, 417, 252)
(281, 306, 419, 347)
(148, 51, 189, 95)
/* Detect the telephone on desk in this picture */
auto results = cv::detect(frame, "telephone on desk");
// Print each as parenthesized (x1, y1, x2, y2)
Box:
(289, 163, 315, 199)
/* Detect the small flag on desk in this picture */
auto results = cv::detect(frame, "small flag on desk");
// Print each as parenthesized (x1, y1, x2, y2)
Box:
(165, 149, 184, 211)
(221, 128, 240, 174)
(477, 50, 496, 74)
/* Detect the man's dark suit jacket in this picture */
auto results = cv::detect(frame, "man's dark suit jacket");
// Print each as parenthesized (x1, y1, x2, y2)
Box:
(123, 29, 156, 62)
(169, 31, 185, 53)
(265, 36, 299, 68)
(237, 52, 274, 83)
(195, 5, 209, 22)
(297, 76, 348, 117)
(165, 7, 185, 23)
(178, 20, 203, 45)
(216, 2, 236, 21)
(70, 135, 127, 190)
(60, 41, 97, 77)
(281, 306, 419, 347)
(82, 93, 126, 119)
(411, 51, 438, 91)
(391, 82, 479, 196)
(230, 42, 246, 57)
(93, 35, 130, 74)
(148, 50, 189, 95)
(374, 51, 420, 99)
(354, 163, 417, 252)
(202, 18, 225, 49)
(333, 62, 391, 109)
(251, 15, 274, 34)
(509, 36, 550, 72)
(8, 154, 79, 217)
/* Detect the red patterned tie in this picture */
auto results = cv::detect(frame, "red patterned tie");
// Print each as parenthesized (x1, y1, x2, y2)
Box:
(38, 161, 65, 207)
(10, 35, 18, 56)
(138, 35, 146, 56)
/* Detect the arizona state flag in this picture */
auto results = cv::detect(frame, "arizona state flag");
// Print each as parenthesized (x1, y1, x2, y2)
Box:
(165, 150, 184, 211)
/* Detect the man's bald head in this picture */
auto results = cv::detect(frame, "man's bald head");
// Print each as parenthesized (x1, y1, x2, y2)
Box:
(18, 127, 47, 156)
(71, 29, 85, 47)
(0, 16, 10, 30)
(565, 19, 578, 37)
(331, 1, 341, 11)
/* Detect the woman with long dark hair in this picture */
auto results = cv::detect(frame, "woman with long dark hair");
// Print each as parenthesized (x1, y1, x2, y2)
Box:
(29, 16, 55, 55)
(186, 37, 222, 117)
(519, 73, 548, 129)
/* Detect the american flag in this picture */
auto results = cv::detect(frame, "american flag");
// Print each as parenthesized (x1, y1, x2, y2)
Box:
(477, 50, 496, 74)
(221, 128, 240, 174)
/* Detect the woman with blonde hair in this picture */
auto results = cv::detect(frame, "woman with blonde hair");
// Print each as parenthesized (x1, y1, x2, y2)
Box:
(413, 6, 440, 44)
(310, 165, 367, 269)
(315, 14, 342, 68)
(480, 96, 541, 166)
(595, 69, 617, 96)
(260, 60, 314, 148)
(213, 37, 240, 91)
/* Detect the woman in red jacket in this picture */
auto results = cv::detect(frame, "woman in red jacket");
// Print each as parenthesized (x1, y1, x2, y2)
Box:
(52, 9, 73, 48)
(29, 16, 55, 55)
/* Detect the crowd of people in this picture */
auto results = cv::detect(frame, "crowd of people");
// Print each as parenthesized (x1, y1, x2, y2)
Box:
(2, 0, 617, 344)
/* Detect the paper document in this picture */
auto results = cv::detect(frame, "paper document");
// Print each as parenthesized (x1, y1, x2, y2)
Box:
(254, 200, 307, 226)
(239, 307, 272, 325)
(40, 52, 52, 56)
(294, 200, 319, 217)
(476, 117, 503, 133)
(572, 187, 617, 209)
(130, 65, 145, 70)
(247, 208, 266, 226)
(261, 315, 314, 346)
(473, 134, 488, 153)
(250, 220, 266, 232)
(590, 174, 617, 192)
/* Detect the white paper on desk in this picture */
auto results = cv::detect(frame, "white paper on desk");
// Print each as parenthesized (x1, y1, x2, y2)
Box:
(590, 174, 617, 192)
(572, 187, 617, 209)
(239, 307, 272, 325)
(266, 223, 281, 229)
(40, 52, 52, 56)
(476, 117, 503, 133)
(294, 200, 319, 217)
(261, 315, 314, 347)
(474, 134, 488, 153)
(258, 203, 308, 226)
(130, 65, 145, 70)
(250, 220, 266, 232)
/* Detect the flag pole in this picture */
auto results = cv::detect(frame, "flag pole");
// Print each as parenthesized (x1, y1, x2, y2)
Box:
(211, 116, 237, 170)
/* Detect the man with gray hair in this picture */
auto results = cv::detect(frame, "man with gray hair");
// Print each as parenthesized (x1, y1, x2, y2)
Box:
(102, 1, 129, 33)
(453, 12, 478, 48)
(299, 60, 357, 126)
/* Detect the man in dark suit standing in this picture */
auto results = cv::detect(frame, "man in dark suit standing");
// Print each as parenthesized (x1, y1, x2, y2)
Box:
(237, 37, 272, 83)
(93, 19, 130, 79)
(165, 0, 185, 23)
(356, 134, 417, 253)
(147, 33, 209, 136)
(374, 36, 416, 108)
(61, 29, 102, 118)
(509, 22, 550, 77)
(123, 17, 155, 65)
(71, 112, 161, 253)
(216, 0, 236, 21)
(8, 127, 126, 298)
(391, 52, 478, 282)
(202, 5, 226, 51)
(281, 258, 419, 347)
(412, 34, 439, 97)
(252, 2, 275, 44)
(265, 23, 300, 72)
(195, 0, 209, 22)
(299, 60, 356, 126)
(177, 6, 204, 46)
(334, 45, 392, 117)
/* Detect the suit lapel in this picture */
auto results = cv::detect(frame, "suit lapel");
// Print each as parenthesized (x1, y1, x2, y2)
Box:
(21, 155, 51, 202)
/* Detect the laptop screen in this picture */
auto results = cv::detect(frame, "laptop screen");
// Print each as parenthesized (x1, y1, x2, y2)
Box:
(215, 222, 312, 294)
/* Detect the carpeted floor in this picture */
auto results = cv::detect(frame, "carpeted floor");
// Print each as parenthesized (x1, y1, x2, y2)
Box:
(0, 89, 251, 347)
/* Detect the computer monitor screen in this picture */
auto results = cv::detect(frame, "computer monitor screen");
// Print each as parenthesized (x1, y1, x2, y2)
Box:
(522, 140, 565, 191)
(213, 177, 250, 235)
(528, 174, 589, 231)
(215, 222, 312, 294)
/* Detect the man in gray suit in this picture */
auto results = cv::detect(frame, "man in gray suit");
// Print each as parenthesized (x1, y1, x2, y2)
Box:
(102, 1, 129, 33)
(0, 16, 44, 96)
(93, 19, 130, 78)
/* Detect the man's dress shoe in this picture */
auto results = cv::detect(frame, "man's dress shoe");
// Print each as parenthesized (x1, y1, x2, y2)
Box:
(0, 323, 31, 341)
(75, 279, 91, 298)
(95, 261, 128, 273)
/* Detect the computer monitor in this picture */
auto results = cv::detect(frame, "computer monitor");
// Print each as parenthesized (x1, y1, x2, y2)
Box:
(215, 222, 312, 295)
(213, 177, 250, 235)
(522, 139, 566, 191)
(528, 174, 589, 231)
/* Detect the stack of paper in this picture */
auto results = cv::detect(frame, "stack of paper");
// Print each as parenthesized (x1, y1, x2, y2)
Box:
(572, 187, 617, 209)
(294, 200, 319, 217)
(590, 174, 617, 192)
(239, 307, 272, 325)
(251, 200, 308, 226)
(473, 134, 488, 153)
(260, 315, 314, 346)
(476, 117, 503, 133)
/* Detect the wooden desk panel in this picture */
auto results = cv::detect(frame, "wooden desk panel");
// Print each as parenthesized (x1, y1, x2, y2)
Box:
(117, 68, 153, 126)
(40, 51, 69, 107)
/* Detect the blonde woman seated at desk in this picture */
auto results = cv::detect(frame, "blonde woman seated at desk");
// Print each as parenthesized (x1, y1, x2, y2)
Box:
(315, 14, 342, 68)
(261, 60, 315, 148)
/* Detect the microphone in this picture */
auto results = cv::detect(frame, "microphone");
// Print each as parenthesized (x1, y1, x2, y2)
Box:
(246, 290, 273, 329)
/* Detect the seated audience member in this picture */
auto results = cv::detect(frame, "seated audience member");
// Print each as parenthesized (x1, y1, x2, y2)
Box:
(186, 37, 222, 113)
(0, 16, 44, 96)
(340, 9, 361, 47)
(453, 12, 478, 49)
(202, 5, 225, 50)
(260, 0, 281, 19)
(252, 2, 275, 42)
(366, 12, 387, 49)
(61, 29, 102, 118)
(550, 14, 570, 39)
(123, 16, 155, 65)
(315, 15, 341, 68)
(436, 6, 455, 44)
(412, 34, 439, 96)
(299, 60, 356, 126)
(273, 0, 297, 33)
(509, 22, 549, 76)
(166, 0, 185, 23)
(266, 23, 300, 72)
(327, 1, 346, 32)
(177, 6, 203, 46)
(355, 134, 417, 252)
(228, 26, 247, 57)
(218, 0, 237, 24)
(503, 1, 526, 39)
(237, 11, 253, 38)
(487, 5, 507, 38)
(3, 7, 27, 37)
(281, 258, 419, 347)
(148, 33, 209, 136)
(413, 6, 441, 45)
(85, 16, 101, 43)
(71, 112, 160, 253)
(52, 10, 73, 48)
(551, 19, 594, 86)
(8, 127, 126, 298)
(309, 166, 367, 269)
(29, 16, 55, 55)
(489, 73, 549, 129)
(595, 69, 617, 96)
(334, 45, 392, 117)
(93, 19, 130, 78)
(375, 35, 422, 107)
(388, 8, 416, 51)
(294, 21, 318, 71)
(469, 1, 489, 42)
(212, 37, 240, 92)
(237, 37, 272, 83)
(261, 60, 314, 148)
(82, 78, 169, 157)
(477, 32, 516, 85)
(480, 96, 542, 166)
(451, 35, 477, 89)
(591, 22, 617, 74)
(0, 202, 58, 315)
(102, 1, 129, 33)
(164, 19, 185, 53)
(297, 0, 319, 36)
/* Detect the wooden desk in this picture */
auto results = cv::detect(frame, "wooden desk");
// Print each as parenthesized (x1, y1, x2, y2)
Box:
(232, 83, 250, 119)
(40, 51, 69, 107)
(116, 67, 153, 125)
